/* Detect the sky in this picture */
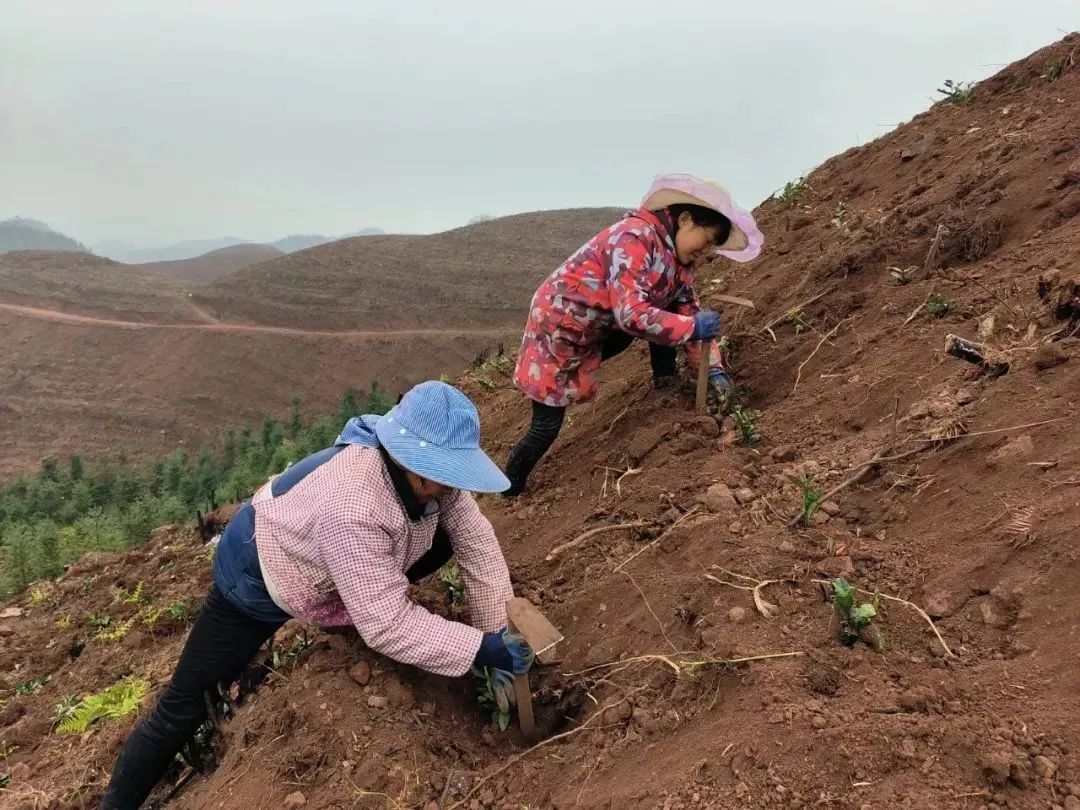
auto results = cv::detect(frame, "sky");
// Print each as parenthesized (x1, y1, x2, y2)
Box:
(1, 1, 1077, 247)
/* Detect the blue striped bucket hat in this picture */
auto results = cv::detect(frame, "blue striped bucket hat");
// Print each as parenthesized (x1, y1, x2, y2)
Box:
(363, 381, 510, 493)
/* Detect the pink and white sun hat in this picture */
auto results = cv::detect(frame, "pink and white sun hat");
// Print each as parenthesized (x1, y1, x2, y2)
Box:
(641, 173, 764, 262)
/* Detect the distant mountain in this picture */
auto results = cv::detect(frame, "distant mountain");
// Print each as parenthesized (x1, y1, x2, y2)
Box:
(136, 243, 285, 284)
(0, 218, 87, 254)
(272, 228, 384, 253)
(95, 228, 385, 262)
(92, 237, 248, 264)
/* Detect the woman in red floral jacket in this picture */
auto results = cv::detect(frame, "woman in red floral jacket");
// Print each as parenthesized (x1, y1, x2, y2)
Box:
(503, 174, 763, 496)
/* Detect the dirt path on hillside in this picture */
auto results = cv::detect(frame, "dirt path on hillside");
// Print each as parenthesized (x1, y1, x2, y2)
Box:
(0, 300, 516, 339)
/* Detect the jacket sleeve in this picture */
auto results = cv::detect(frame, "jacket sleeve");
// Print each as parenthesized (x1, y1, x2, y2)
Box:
(606, 232, 695, 346)
(321, 519, 483, 677)
(438, 490, 514, 634)
(672, 280, 725, 375)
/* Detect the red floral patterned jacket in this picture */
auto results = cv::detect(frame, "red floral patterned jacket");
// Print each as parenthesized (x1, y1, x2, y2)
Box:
(513, 208, 722, 406)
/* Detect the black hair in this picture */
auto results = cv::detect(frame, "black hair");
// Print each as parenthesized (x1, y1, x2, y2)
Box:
(664, 203, 732, 245)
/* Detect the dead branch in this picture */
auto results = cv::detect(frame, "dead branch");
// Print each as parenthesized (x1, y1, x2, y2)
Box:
(812, 579, 954, 658)
(758, 288, 838, 334)
(564, 650, 804, 679)
(916, 418, 1063, 443)
(793, 317, 851, 392)
(546, 520, 650, 562)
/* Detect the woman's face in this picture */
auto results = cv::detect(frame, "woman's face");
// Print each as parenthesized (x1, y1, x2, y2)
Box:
(674, 212, 720, 265)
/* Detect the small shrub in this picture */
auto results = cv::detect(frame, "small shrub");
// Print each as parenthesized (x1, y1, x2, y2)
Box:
(830, 577, 884, 652)
(53, 694, 80, 730)
(56, 614, 72, 630)
(95, 618, 134, 642)
(778, 178, 807, 208)
(937, 79, 975, 104)
(888, 265, 917, 285)
(1042, 57, 1064, 82)
(270, 631, 312, 670)
(831, 200, 848, 229)
(473, 667, 512, 732)
(118, 581, 149, 607)
(787, 307, 812, 335)
(15, 675, 51, 695)
(729, 406, 762, 445)
(436, 562, 467, 605)
(791, 474, 822, 523)
(926, 293, 953, 318)
(56, 678, 149, 734)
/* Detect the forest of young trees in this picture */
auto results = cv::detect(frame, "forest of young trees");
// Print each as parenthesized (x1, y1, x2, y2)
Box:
(0, 383, 395, 597)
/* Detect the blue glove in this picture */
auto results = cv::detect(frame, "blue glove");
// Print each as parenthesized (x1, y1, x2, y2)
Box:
(691, 310, 721, 341)
(708, 369, 732, 390)
(473, 628, 535, 676)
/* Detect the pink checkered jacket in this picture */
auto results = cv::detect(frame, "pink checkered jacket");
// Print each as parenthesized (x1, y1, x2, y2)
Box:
(253, 445, 513, 677)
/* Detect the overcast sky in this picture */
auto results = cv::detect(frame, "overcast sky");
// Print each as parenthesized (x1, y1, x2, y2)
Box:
(1, 1, 1076, 246)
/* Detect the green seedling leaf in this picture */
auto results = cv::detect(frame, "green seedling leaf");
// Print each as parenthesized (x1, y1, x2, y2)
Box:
(853, 603, 877, 625)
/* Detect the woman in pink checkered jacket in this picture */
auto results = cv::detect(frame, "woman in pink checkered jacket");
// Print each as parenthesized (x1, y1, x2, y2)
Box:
(103, 382, 532, 809)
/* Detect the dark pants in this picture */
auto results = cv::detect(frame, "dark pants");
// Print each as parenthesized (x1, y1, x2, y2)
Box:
(101, 529, 453, 809)
(503, 332, 676, 495)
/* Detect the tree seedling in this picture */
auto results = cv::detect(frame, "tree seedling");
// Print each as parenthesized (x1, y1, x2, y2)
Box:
(473, 666, 512, 732)
(787, 307, 812, 335)
(1042, 57, 1064, 82)
(778, 178, 807, 208)
(926, 293, 953, 318)
(436, 562, 467, 606)
(55, 678, 149, 734)
(792, 474, 823, 525)
(831, 200, 848, 229)
(830, 577, 884, 652)
(937, 79, 975, 104)
(888, 265, 917, 285)
(729, 406, 762, 445)
(15, 675, 51, 695)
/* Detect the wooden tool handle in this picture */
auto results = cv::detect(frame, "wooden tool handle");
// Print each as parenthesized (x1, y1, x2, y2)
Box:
(506, 615, 537, 738)
(695, 338, 713, 412)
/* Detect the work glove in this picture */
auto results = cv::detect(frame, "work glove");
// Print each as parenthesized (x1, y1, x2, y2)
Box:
(472, 628, 535, 714)
(691, 310, 722, 342)
(473, 627, 535, 675)
(707, 369, 734, 413)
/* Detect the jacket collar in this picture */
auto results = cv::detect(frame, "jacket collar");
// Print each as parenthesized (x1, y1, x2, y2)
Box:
(379, 446, 429, 522)
(629, 207, 684, 264)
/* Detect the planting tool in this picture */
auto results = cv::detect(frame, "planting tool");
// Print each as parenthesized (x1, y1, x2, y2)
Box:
(695, 339, 713, 413)
(505, 597, 563, 739)
(713, 294, 756, 309)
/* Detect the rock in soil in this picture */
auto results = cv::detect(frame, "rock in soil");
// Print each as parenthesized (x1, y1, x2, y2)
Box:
(819, 500, 841, 517)
(727, 606, 749, 624)
(367, 695, 389, 709)
(0, 607, 22, 619)
(815, 557, 854, 577)
(1035, 755, 1059, 780)
(350, 661, 371, 686)
(700, 483, 738, 513)
(284, 792, 307, 808)
(733, 487, 755, 505)
(1033, 344, 1069, 370)
(986, 435, 1036, 467)
(770, 445, 798, 462)
(980, 748, 1015, 785)
(1064, 796, 1080, 810)
(0, 623, 15, 637)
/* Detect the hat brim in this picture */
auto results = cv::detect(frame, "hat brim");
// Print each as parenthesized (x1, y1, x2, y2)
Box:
(642, 188, 751, 253)
(641, 174, 764, 263)
(365, 414, 511, 494)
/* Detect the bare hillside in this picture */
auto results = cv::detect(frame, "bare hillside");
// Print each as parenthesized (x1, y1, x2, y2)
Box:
(136, 243, 284, 284)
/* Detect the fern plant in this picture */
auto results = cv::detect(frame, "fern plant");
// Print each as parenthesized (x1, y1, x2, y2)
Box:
(56, 678, 149, 734)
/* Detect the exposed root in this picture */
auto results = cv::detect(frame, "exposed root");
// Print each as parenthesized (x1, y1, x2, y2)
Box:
(918, 418, 1063, 444)
(793, 317, 852, 393)
(705, 567, 782, 618)
(546, 520, 651, 562)
(613, 507, 704, 571)
(565, 650, 804, 679)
